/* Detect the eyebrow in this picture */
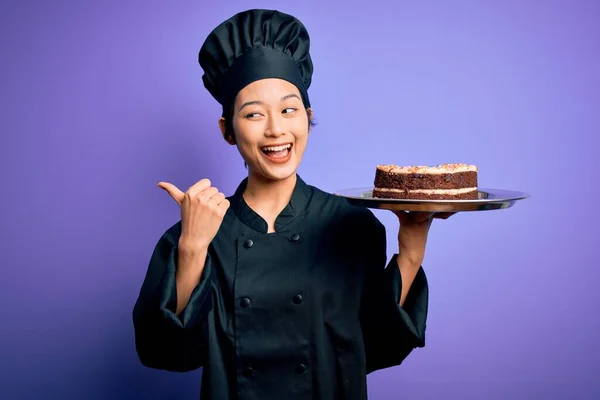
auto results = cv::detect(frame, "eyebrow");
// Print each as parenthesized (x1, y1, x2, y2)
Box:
(237, 93, 301, 112)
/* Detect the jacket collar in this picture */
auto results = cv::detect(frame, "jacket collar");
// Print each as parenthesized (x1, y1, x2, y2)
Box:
(231, 174, 311, 233)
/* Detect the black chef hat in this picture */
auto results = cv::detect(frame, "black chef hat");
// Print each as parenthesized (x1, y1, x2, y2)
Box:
(198, 9, 313, 117)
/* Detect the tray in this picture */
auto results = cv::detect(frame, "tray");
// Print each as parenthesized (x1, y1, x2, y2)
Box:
(333, 187, 529, 212)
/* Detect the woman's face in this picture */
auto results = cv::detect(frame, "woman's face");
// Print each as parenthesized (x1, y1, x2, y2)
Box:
(223, 78, 310, 182)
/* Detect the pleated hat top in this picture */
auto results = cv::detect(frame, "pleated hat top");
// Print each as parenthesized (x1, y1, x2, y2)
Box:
(198, 9, 314, 116)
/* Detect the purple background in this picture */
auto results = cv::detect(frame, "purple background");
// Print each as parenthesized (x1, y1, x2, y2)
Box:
(2, 0, 599, 399)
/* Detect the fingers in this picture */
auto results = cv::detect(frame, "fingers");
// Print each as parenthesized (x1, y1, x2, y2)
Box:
(395, 211, 455, 224)
(158, 182, 185, 204)
(394, 211, 433, 224)
(411, 212, 435, 223)
(218, 198, 231, 214)
(396, 211, 433, 222)
(187, 178, 212, 197)
(158, 178, 223, 207)
(199, 186, 219, 200)
(208, 191, 226, 206)
(433, 212, 456, 219)
(184, 179, 229, 208)
(394, 210, 409, 225)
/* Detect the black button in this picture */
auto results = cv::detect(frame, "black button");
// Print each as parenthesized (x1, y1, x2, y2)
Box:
(240, 297, 251, 308)
(292, 294, 303, 304)
(242, 367, 253, 377)
(296, 363, 307, 374)
(290, 233, 300, 243)
(244, 239, 254, 248)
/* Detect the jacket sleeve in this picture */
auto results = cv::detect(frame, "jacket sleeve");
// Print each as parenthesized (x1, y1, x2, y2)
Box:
(132, 223, 213, 372)
(360, 215, 429, 374)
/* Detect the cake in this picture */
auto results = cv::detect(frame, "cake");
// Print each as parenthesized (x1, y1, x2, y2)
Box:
(373, 163, 479, 200)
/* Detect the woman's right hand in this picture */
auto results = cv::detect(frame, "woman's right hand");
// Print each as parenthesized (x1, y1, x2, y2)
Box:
(158, 178, 230, 249)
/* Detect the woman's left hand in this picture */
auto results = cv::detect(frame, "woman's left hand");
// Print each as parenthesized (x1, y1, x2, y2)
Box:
(393, 211, 455, 268)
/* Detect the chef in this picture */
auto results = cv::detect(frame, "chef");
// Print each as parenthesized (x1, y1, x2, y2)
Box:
(133, 8, 452, 399)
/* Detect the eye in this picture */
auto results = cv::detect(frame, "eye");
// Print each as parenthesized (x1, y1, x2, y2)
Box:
(282, 108, 297, 114)
(245, 112, 262, 119)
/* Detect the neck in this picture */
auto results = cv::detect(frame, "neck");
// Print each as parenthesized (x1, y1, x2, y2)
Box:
(244, 171, 297, 209)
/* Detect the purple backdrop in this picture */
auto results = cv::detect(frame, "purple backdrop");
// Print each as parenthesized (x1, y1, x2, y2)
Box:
(2, 0, 599, 399)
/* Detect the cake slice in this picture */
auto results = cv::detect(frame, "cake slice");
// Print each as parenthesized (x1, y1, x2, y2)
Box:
(373, 163, 479, 200)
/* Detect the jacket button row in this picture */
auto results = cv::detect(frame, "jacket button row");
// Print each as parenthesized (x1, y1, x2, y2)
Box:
(244, 239, 254, 248)
(289, 233, 300, 243)
(292, 294, 303, 304)
(240, 297, 251, 308)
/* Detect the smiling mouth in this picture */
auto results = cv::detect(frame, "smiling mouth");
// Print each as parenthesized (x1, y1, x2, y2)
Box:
(261, 143, 292, 160)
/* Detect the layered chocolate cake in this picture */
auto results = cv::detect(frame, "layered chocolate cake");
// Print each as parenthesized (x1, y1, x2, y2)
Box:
(373, 163, 479, 200)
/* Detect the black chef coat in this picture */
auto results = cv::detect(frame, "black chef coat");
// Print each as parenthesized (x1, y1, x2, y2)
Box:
(133, 175, 428, 399)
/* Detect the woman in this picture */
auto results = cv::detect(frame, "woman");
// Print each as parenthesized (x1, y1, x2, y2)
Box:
(133, 9, 452, 399)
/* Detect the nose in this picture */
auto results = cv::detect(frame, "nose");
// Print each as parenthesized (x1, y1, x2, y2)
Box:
(264, 113, 284, 137)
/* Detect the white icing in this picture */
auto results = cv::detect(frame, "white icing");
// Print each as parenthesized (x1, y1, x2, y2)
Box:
(377, 163, 477, 174)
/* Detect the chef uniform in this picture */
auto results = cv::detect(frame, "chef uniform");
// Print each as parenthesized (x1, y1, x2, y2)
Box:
(132, 9, 429, 400)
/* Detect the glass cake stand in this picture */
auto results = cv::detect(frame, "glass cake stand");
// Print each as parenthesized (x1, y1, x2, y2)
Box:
(333, 188, 530, 212)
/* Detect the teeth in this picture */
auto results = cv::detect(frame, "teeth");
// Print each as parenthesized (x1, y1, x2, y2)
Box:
(262, 144, 291, 151)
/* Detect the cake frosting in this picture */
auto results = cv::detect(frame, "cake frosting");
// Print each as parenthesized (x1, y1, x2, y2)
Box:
(376, 163, 478, 174)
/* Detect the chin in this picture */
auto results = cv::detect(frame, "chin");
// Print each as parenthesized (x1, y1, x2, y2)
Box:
(247, 158, 301, 182)
(259, 164, 299, 182)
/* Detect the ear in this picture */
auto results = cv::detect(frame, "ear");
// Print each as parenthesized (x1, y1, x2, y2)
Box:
(219, 117, 236, 145)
